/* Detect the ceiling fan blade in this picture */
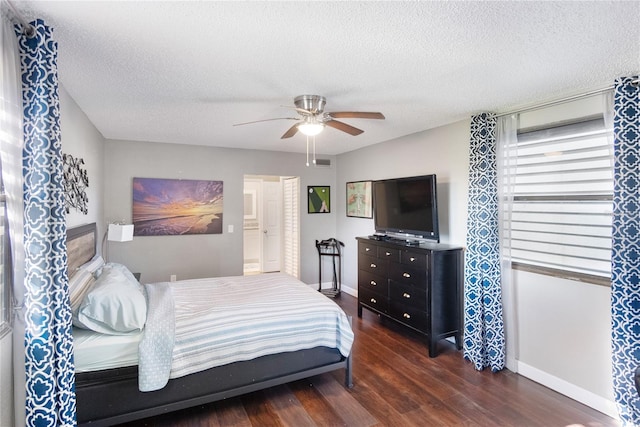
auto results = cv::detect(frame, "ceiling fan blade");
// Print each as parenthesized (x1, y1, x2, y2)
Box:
(281, 123, 300, 139)
(325, 119, 364, 136)
(233, 117, 298, 126)
(327, 111, 385, 120)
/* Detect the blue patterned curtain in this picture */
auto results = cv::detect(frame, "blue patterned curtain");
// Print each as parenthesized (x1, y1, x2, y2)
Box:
(464, 113, 506, 371)
(611, 76, 640, 425)
(16, 19, 75, 426)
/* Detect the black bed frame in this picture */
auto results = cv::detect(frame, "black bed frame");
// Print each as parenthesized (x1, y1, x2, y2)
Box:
(76, 347, 352, 426)
(68, 223, 353, 426)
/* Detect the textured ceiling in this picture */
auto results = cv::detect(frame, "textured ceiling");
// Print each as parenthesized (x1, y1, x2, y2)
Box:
(15, 1, 640, 155)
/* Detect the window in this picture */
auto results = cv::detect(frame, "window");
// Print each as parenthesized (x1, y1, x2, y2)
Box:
(0, 160, 11, 337)
(504, 117, 613, 285)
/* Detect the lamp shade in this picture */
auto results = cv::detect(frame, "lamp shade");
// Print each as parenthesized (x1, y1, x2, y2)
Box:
(298, 122, 324, 136)
(107, 223, 134, 242)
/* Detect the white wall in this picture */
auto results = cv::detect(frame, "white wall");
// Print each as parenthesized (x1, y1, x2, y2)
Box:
(335, 95, 616, 417)
(0, 332, 11, 426)
(104, 140, 336, 285)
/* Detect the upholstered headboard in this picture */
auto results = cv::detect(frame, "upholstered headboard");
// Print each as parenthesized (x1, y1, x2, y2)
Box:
(66, 223, 97, 275)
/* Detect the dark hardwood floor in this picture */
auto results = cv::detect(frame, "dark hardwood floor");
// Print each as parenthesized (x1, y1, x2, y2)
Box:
(119, 293, 619, 427)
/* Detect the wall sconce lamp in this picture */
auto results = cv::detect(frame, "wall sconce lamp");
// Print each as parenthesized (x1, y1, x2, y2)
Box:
(108, 223, 134, 242)
(102, 223, 134, 261)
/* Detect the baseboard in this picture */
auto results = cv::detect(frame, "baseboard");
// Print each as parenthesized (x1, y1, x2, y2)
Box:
(309, 283, 357, 298)
(517, 361, 618, 419)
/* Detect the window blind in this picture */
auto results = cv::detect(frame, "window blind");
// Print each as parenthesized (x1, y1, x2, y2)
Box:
(505, 118, 613, 281)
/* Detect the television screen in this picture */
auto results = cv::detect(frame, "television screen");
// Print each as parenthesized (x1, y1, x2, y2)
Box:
(373, 174, 439, 242)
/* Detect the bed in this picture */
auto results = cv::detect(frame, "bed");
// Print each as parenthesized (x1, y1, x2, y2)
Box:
(67, 223, 354, 426)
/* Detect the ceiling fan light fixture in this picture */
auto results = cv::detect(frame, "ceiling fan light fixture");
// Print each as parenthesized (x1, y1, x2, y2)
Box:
(298, 122, 324, 136)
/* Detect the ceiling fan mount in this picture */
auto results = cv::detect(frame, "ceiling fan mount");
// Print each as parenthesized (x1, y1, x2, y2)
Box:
(233, 94, 385, 139)
(294, 95, 327, 115)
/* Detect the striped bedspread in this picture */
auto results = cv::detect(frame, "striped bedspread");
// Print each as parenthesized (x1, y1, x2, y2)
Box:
(138, 273, 354, 392)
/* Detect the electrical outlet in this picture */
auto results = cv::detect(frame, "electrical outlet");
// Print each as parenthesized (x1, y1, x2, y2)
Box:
(170, 274, 177, 282)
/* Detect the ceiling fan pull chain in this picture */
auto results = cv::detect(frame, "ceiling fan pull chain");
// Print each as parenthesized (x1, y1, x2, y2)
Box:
(313, 135, 317, 165)
(306, 135, 310, 167)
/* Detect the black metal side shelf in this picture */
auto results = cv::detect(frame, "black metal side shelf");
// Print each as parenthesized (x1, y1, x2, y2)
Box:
(316, 238, 345, 298)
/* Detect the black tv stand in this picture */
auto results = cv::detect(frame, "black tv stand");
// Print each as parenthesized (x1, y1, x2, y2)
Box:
(368, 234, 425, 246)
(356, 236, 464, 357)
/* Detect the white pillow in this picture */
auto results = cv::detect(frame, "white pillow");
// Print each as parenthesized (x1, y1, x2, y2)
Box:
(75, 265, 147, 334)
(69, 270, 95, 315)
(68, 255, 104, 315)
(81, 255, 105, 275)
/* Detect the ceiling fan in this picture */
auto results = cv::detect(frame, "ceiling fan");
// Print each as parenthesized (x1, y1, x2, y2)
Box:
(233, 95, 385, 139)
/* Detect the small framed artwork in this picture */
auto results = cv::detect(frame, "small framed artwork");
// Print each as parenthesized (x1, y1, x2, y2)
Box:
(308, 186, 330, 213)
(346, 181, 372, 218)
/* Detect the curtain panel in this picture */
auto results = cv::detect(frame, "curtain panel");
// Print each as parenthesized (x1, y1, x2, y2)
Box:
(464, 113, 506, 372)
(1, 8, 28, 427)
(611, 75, 640, 425)
(16, 19, 75, 426)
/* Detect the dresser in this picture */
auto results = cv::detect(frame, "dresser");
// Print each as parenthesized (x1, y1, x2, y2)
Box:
(356, 236, 464, 357)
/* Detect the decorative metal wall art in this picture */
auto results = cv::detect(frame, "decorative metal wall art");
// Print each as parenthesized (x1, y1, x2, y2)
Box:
(63, 153, 89, 214)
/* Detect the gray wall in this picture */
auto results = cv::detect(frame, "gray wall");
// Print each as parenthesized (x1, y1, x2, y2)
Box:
(61, 87, 105, 231)
(104, 139, 336, 285)
(335, 120, 471, 295)
(333, 97, 614, 415)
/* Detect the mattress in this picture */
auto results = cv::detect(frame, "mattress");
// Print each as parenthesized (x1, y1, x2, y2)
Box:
(139, 272, 354, 391)
(73, 327, 142, 372)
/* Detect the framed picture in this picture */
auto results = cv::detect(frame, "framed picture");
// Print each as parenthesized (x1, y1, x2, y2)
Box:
(132, 177, 224, 236)
(308, 186, 330, 213)
(346, 181, 372, 218)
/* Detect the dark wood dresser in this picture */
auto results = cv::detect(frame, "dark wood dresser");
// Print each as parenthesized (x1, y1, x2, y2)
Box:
(356, 236, 464, 357)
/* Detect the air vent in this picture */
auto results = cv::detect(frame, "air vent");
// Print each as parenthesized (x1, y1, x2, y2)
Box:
(315, 158, 332, 168)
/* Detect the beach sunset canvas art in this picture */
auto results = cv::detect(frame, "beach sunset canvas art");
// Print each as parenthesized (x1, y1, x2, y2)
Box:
(132, 178, 224, 236)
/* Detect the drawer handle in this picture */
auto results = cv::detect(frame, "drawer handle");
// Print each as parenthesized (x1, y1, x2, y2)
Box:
(403, 272, 411, 278)
(370, 298, 377, 304)
(370, 263, 377, 268)
(410, 257, 416, 262)
(403, 313, 411, 319)
(385, 251, 391, 256)
(365, 247, 371, 252)
(370, 280, 377, 286)
(403, 292, 411, 299)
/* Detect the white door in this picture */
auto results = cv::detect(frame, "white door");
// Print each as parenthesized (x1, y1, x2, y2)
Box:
(261, 181, 281, 272)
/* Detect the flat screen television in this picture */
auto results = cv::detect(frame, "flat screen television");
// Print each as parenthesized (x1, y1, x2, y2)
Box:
(373, 174, 439, 242)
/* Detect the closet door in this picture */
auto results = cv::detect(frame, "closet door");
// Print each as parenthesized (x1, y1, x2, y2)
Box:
(282, 177, 300, 278)
(261, 181, 281, 272)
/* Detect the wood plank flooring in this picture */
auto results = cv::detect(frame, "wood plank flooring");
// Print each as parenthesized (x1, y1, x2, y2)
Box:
(119, 293, 619, 426)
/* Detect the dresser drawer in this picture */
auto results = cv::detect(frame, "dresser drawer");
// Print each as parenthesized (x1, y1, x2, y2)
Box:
(359, 241, 378, 257)
(359, 253, 388, 276)
(389, 302, 427, 332)
(401, 250, 428, 270)
(358, 270, 388, 294)
(359, 288, 388, 313)
(389, 281, 427, 310)
(378, 247, 400, 262)
(389, 263, 427, 288)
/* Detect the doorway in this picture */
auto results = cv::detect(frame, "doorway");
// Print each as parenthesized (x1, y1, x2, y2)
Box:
(243, 175, 300, 278)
